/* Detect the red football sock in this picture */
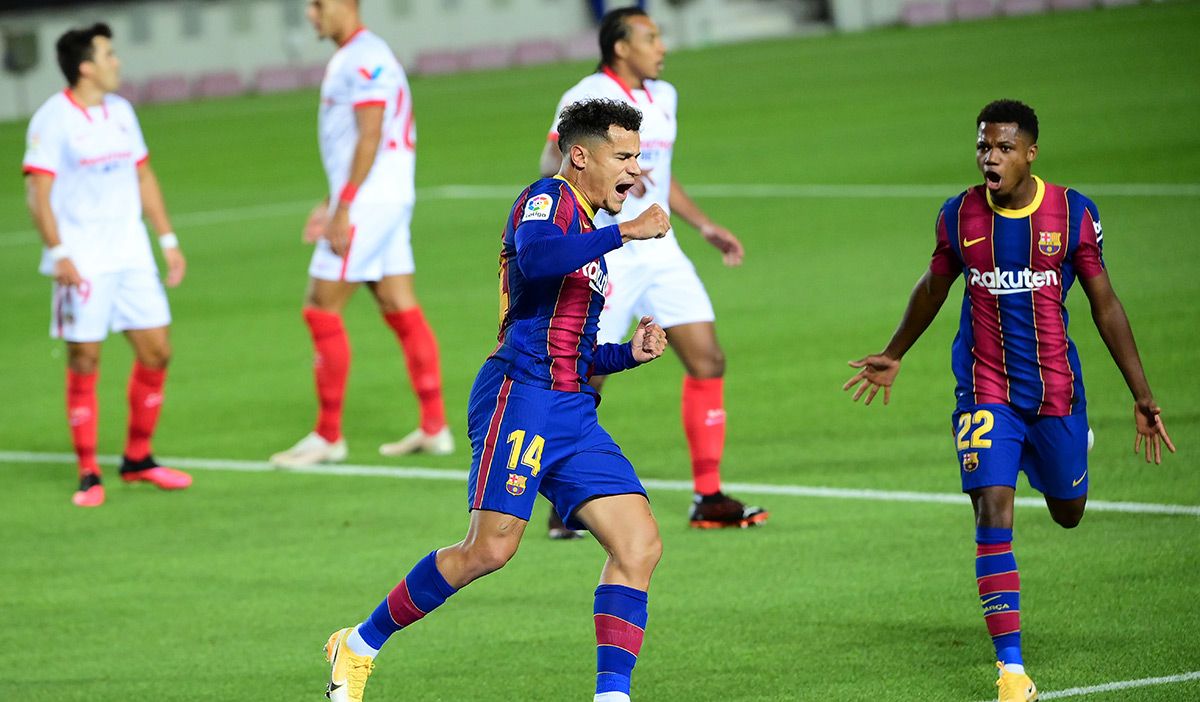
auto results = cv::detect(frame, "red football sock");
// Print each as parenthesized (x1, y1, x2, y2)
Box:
(66, 369, 100, 478)
(682, 376, 726, 495)
(125, 361, 166, 461)
(384, 307, 446, 435)
(304, 308, 350, 443)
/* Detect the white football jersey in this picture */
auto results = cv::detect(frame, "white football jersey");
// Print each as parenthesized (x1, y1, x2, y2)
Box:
(23, 90, 155, 275)
(549, 68, 679, 259)
(318, 29, 415, 206)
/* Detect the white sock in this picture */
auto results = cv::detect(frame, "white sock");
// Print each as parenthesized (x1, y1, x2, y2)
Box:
(1002, 663, 1026, 675)
(345, 625, 379, 658)
(594, 693, 631, 702)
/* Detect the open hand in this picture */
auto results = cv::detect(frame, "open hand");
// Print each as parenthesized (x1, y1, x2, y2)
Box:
(53, 257, 83, 287)
(303, 202, 330, 244)
(631, 315, 667, 363)
(163, 247, 186, 287)
(1133, 400, 1175, 464)
(325, 207, 353, 258)
(843, 354, 900, 405)
(700, 222, 745, 266)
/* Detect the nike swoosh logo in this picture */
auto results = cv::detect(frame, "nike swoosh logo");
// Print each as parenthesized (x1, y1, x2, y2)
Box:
(1073, 470, 1087, 487)
(980, 594, 1003, 606)
(963, 236, 987, 247)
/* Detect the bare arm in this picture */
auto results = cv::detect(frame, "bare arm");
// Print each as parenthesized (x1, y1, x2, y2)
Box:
(326, 104, 384, 257)
(843, 269, 956, 405)
(138, 161, 186, 287)
(538, 139, 560, 178)
(25, 173, 81, 286)
(137, 161, 174, 236)
(1079, 271, 1175, 462)
(668, 176, 744, 266)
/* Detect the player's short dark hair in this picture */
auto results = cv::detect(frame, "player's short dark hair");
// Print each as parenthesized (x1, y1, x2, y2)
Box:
(556, 98, 642, 154)
(598, 7, 649, 68)
(56, 23, 112, 86)
(977, 99, 1039, 143)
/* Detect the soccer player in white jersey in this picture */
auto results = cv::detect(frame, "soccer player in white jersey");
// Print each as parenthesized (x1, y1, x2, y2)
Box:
(271, 0, 452, 467)
(23, 23, 192, 507)
(539, 8, 766, 531)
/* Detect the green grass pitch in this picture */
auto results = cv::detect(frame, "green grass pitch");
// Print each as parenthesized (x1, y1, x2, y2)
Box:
(1, 3, 1198, 699)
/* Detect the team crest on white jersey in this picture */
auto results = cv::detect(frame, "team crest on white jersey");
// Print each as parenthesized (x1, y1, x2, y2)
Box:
(523, 194, 554, 222)
(577, 259, 608, 294)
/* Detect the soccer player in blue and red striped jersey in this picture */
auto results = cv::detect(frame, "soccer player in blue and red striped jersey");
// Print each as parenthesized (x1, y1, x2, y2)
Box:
(322, 98, 672, 702)
(843, 99, 1176, 702)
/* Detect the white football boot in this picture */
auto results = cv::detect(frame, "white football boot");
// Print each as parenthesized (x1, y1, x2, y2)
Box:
(379, 426, 454, 457)
(270, 432, 348, 468)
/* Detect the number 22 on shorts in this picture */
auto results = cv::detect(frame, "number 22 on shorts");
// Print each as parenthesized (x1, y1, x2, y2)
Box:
(506, 430, 545, 476)
(956, 410, 994, 450)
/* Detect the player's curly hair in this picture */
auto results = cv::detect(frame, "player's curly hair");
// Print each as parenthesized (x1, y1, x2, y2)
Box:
(977, 99, 1039, 142)
(56, 23, 112, 86)
(598, 7, 650, 69)
(556, 98, 642, 154)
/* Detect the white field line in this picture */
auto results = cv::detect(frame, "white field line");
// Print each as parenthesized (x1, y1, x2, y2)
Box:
(2, 182, 1198, 248)
(974, 669, 1200, 701)
(1, 450, 1197, 517)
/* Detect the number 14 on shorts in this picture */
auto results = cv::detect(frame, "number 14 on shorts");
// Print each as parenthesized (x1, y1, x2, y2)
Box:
(507, 430, 545, 476)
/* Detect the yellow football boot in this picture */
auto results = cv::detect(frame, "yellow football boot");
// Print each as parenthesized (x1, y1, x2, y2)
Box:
(996, 662, 1038, 702)
(325, 628, 375, 702)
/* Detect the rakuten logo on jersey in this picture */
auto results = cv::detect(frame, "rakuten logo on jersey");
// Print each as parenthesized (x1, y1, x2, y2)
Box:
(967, 267, 1059, 295)
(577, 260, 608, 295)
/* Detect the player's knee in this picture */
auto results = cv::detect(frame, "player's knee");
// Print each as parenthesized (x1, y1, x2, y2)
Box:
(1051, 509, 1084, 529)
(463, 538, 518, 577)
(689, 348, 725, 379)
(614, 532, 662, 578)
(68, 355, 99, 375)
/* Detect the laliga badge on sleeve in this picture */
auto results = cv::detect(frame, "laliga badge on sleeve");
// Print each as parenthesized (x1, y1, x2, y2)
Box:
(523, 193, 554, 222)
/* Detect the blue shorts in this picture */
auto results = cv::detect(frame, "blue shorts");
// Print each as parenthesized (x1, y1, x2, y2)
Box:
(952, 403, 1089, 500)
(465, 359, 646, 531)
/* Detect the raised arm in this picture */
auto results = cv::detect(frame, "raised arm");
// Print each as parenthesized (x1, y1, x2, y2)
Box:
(843, 269, 956, 405)
(138, 160, 185, 287)
(1078, 271, 1175, 463)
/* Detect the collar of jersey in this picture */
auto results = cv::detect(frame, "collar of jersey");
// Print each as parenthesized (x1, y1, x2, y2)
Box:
(553, 175, 596, 220)
(986, 175, 1044, 219)
(601, 66, 652, 105)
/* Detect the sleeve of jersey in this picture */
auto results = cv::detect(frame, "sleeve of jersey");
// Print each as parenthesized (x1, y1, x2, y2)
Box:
(21, 109, 63, 177)
(514, 189, 623, 280)
(1073, 199, 1106, 279)
(928, 208, 961, 276)
(592, 342, 639, 376)
(350, 54, 393, 108)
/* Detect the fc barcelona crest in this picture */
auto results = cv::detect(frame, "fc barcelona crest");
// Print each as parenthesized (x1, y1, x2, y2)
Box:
(505, 473, 527, 496)
(961, 452, 980, 473)
(1038, 231, 1062, 256)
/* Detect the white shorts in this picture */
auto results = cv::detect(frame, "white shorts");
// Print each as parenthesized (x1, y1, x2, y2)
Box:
(50, 268, 171, 343)
(596, 251, 716, 345)
(308, 202, 415, 282)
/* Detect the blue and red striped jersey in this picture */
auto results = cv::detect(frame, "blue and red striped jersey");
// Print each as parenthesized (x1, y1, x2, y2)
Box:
(930, 176, 1106, 417)
(489, 176, 639, 396)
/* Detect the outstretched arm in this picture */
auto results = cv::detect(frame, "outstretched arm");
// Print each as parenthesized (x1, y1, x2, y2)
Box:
(668, 177, 744, 266)
(843, 269, 956, 405)
(1078, 271, 1175, 463)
